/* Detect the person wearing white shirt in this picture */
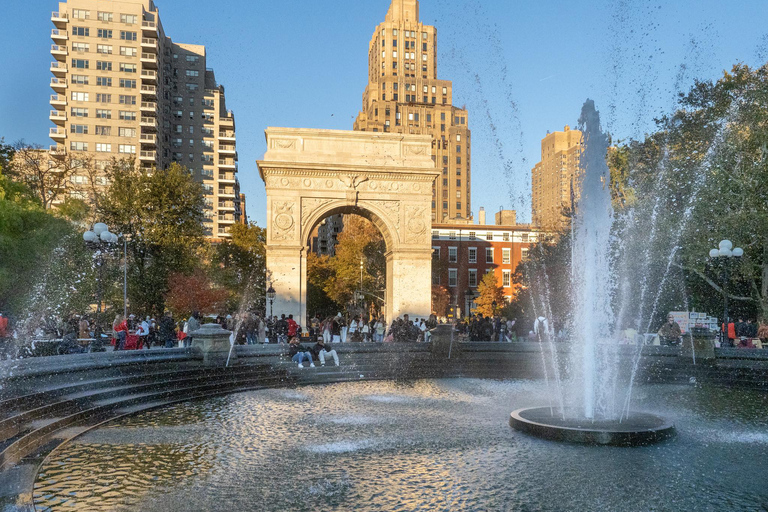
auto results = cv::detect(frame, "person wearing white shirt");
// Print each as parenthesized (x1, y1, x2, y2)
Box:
(137, 318, 150, 349)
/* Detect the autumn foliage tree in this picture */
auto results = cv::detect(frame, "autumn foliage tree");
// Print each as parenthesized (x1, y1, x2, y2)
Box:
(165, 269, 228, 319)
(473, 269, 506, 317)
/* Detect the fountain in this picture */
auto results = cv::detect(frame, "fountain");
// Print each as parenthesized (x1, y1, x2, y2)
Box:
(509, 100, 676, 446)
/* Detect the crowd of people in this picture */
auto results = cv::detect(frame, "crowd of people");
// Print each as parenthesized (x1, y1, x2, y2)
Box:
(454, 314, 516, 342)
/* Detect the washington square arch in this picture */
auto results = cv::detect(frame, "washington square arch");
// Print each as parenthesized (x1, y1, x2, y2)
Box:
(257, 128, 439, 328)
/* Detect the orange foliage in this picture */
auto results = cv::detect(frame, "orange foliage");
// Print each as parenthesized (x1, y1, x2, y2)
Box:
(165, 269, 229, 318)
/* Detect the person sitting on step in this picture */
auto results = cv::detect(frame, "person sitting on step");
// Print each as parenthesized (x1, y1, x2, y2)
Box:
(288, 336, 314, 368)
(311, 337, 339, 366)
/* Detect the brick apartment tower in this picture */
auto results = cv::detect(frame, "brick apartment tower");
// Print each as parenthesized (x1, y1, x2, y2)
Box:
(354, 0, 470, 222)
(49, 0, 242, 240)
(531, 125, 582, 230)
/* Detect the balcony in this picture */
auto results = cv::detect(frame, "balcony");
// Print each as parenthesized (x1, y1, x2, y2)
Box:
(50, 94, 66, 107)
(217, 215, 236, 224)
(201, 169, 214, 180)
(49, 109, 66, 124)
(49, 127, 66, 140)
(218, 158, 236, 169)
(51, 11, 68, 27)
(50, 61, 67, 75)
(51, 44, 67, 58)
(218, 131, 236, 141)
(218, 144, 236, 155)
(217, 229, 232, 237)
(218, 172, 236, 183)
(140, 84, 157, 97)
(49, 145, 66, 157)
(218, 188, 236, 197)
(140, 37, 158, 49)
(50, 77, 67, 92)
(140, 101, 157, 113)
(141, 20, 157, 33)
(218, 201, 235, 210)
(140, 53, 157, 68)
(140, 117, 157, 129)
(139, 150, 156, 161)
(140, 133, 157, 144)
(51, 29, 68, 41)
(140, 70, 157, 83)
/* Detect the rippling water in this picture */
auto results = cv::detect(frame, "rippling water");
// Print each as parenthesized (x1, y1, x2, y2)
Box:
(34, 379, 768, 511)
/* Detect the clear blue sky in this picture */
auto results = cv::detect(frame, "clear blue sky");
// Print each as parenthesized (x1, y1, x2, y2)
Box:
(1, 0, 766, 226)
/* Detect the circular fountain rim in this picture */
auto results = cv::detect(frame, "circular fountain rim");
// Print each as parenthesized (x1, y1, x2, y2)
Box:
(509, 407, 675, 446)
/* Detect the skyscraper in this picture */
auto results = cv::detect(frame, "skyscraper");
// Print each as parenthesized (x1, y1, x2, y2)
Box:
(49, 0, 241, 240)
(354, 0, 470, 222)
(531, 125, 582, 229)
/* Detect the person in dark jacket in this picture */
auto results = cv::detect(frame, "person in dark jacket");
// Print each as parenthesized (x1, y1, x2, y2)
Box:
(288, 336, 314, 368)
(310, 338, 339, 366)
(159, 312, 176, 348)
(276, 315, 289, 343)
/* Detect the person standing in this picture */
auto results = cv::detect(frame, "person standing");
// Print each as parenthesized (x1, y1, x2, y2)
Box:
(244, 312, 257, 345)
(185, 311, 200, 348)
(348, 315, 359, 342)
(374, 317, 385, 342)
(114, 315, 128, 351)
(159, 312, 176, 348)
(137, 316, 150, 349)
(331, 314, 342, 343)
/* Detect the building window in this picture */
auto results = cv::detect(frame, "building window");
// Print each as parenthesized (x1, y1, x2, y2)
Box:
(71, 74, 89, 85)
(469, 231, 476, 240)
(456, 202, 462, 210)
(468, 269, 477, 288)
(70, 141, 88, 151)
(120, 31, 137, 41)
(118, 94, 135, 104)
(118, 144, 136, 154)
(70, 107, 88, 117)
(185, 55, 200, 63)
(118, 127, 135, 137)
(72, 27, 89, 36)
(95, 143, 111, 152)
(443, 201, 448, 211)
(72, 9, 90, 19)
(185, 70, 199, 77)
(186, 83, 198, 92)
(120, 63, 137, 73)
(442, 178, 448, 186)
(95, 109, 111, 119)
(96, 44, 112, 54)
(96, 61, 112, 71)
(522, 233, 529, 242)
(71, 59, 89, 69)
(448, 269, 457, 287)
(70, 92, 89, 101)
(71, 42, 89, 52)
(97, 29, 112, 39)
(432, 230, 439, 239)
(119, 47, 137, 57)
(95, 125, 110, 135)
(432, 247, 441, 259)
(468, 247, 477, 264)
(97, 11, 113, 21)
(119, 79, 136, 88)
(70, 124, 88, 134)
(448, 247, 457, 263)
(448, 231, 456, 240)
(486, 232, 493, 241)
(456, 156, 461, 164)
(502, 270, 511, 288)
(118, 110, 136, 120)
(456, 179, 461, 187)
(502, 248, 511, 264)
(503, 232, 510, 241)
(521, 248, 529, 260)
(96, 93, 111, 103)
(486, 247, 494, 263)
(120, 14, 137, 24)
(96, 77, 112, 86)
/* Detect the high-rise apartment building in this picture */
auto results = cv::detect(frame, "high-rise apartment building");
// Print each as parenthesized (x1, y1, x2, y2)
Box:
(354, 0, 470, 222)
(49, 0, 241, 239)
(531, 125, 582, 229)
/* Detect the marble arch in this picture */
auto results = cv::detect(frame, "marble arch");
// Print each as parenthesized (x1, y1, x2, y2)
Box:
(257, 128, 439, 328)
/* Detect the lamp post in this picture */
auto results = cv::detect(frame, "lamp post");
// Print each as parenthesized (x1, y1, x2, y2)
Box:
(708, 239, 743, 346)
(83, 223, 118, 314)
(465, 288, 474, 318)
(266, 284, 276, 318)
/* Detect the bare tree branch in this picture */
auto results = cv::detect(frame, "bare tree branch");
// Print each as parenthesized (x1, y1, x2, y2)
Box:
(672, 263, 756, 302)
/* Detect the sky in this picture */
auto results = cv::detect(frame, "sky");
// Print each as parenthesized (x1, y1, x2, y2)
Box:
(1, 0, 766, 227)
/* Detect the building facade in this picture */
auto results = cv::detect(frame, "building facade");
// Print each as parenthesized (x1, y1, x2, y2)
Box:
(353, 0, 471, 222)
(531, 125, 582, 230)
(49, 0, 241, 239)
(431, 214, 537, 318)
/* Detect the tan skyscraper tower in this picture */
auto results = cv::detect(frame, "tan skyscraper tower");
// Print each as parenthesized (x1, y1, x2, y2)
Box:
(354, 0, 470, 222)
(531, 125, 582, 229)
(49, 0, 242, 240)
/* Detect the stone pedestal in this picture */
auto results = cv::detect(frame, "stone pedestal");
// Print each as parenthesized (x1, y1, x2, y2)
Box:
(681, 328, 715, 360)
(191, 323, 234, 366)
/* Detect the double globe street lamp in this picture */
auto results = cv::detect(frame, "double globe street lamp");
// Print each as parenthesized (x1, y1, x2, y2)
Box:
(83, 223, 118, 314)
(708, 239, 743, 345)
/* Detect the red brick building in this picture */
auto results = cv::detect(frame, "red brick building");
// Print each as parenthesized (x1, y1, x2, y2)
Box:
(431, 213, 539, 317)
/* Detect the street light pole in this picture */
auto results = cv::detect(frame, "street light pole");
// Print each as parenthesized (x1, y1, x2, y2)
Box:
(83, 223, 117, 315)
(266, 284, 276, 318)
(708, 239, 743, 346)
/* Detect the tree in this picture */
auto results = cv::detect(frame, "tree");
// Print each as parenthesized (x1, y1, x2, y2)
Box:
(9, 142, 93, 209)
(306, 215, 386, 313)
(431, 285, 451, 317)
(97, 161, 206, 315)
(210, 221, 267, 312)
(165, 269, 228, 319)
(473, 269, 506, 317)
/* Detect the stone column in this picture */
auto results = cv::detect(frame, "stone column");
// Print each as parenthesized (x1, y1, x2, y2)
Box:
(266, 244, 303, 325)
(191, 323, 234, 366)
(388, 247, 432, 322)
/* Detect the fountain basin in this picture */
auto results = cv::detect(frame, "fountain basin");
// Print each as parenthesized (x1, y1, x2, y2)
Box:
(510, 407, 675, 446)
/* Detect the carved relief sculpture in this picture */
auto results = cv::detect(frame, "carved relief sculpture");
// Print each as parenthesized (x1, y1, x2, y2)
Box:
(404, 205, 428, 244)
(272, 201, 296, 241)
